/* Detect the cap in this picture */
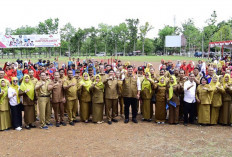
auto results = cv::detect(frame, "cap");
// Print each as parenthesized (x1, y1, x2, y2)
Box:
(138, 66, 143, 71)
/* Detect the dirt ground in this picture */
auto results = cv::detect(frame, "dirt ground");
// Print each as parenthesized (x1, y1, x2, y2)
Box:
(1, 59, 231, 157)
(1, 114, 232, 157)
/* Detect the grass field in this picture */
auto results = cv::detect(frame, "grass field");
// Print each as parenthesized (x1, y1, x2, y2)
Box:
(0, 55, 208, 66)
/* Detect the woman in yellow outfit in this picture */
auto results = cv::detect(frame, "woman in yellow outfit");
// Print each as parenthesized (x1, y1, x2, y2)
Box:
(79, 72, 92, 123)
(166, 75, 180, 124)
(196, 77, 213, 125)
(209, 75, 224, 125)
(154, 76, 167, 124)
(90, 74, 104, 124)
(219, 74, 232, 126)
(0, 79, 12, 131)
(141, 72, 155, 122)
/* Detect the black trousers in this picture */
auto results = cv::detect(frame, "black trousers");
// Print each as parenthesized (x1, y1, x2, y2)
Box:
(183, 101, 195, 124)
(10, 104, 22, 128)
(124, 97, 137, 120)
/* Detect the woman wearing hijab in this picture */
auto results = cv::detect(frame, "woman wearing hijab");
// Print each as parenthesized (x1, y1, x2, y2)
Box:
(19, 74, 36, 129)
(209, 75, 224, 125)
(166, 75, 180, 124)
(141, 72, 155, 122)
(79, 72, 92, 123)
(154, 76, 167, 124)
(196, 77, 213, 125)
(90, 74, 104, 123)
(0, 79, 12, 131)
(8, 77, 22, 131)
(219, 74, 232, 126)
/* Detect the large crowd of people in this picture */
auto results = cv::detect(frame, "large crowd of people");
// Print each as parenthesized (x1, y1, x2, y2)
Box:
(0, 56, 232, 131)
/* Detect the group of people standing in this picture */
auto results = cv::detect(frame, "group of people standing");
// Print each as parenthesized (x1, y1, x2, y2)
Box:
(0, 57, 232, 131)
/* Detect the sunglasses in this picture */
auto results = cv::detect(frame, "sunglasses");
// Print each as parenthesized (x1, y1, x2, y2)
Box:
(13, 80, 18, 82)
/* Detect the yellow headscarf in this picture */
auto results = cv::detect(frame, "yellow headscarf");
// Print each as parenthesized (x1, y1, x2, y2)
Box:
(20, 74, 35, 100)
(158, 76, 166, 87)
(169, 75, 177, 100)
(145, 63, 152, 73)
(10, 77, 20, 104)
(142, 72, 152, 93)
(209, 75, 220, 90)
(0, 79, 8, 104)
(125, 61, 131, 67)
(94, 74, 104, 90)
(80, 72, 92, 92)
(222, 74, 231, 88)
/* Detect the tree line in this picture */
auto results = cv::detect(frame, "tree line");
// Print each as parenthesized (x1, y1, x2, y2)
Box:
(2, 11, 232, 58)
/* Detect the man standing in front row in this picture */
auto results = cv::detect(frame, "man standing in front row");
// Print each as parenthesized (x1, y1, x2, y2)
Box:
(35, 72, 51, 129)
(48, 71, 66, 127)
(183, 73, 196, 126)
(122, 65, 141, 123)
(63, 70, 78, 126)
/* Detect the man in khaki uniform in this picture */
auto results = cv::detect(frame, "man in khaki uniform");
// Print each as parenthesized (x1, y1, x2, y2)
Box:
(48, 71, 66, 127)
(28, 69, 38, 120)
(35, 72, 51, 129)
(104, 69, 118, 125)
(59, 68, 68, 115)
(122, 65, 141, 123)
(63, 70, 78, 126)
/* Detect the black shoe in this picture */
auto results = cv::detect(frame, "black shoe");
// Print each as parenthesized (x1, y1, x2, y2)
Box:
(124, 119, 129, 123)
(112, 119, 118, 123)
(25, 125, 31, 130)
(69, 122, 75, 126)
(132, 119, 138, 123)
(56, 123, 60, 127)
(142, 118, 147, 121)
(29, 124, 36, 128)
(184, 123, 188, 126)
(46, 123, 53, 127)
(108, 121, 112, 125)
(73, 119, 79, 123)
(147, 119, 152, 122)
(60, 122, 66, 126)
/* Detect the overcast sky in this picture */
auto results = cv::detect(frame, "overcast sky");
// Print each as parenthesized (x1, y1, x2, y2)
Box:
(1, 0, 231, 38)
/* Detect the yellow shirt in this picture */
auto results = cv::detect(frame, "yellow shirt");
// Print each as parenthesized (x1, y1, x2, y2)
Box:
(35, 80, 50, 97)
(63, 77, 78, 101)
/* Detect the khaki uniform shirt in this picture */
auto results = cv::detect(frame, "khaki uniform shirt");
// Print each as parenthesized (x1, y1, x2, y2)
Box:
(50, 79, 65, 103)
(196, 84, 213, 104)
(63, 77, 78, 101)
(35, 80, 50, 97)
(104, 78, 118, 99)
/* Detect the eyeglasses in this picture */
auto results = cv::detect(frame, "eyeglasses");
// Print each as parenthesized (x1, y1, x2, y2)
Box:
(13, 80, 18, 82)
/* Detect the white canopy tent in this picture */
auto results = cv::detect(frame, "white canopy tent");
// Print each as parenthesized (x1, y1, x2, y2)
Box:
(208, 40, 232, 57)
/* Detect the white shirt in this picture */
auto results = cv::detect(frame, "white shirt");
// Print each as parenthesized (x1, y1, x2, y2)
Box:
(121, 74, 141, 91)
(184, 80, 196, 103)
(8, 87, 19, 106)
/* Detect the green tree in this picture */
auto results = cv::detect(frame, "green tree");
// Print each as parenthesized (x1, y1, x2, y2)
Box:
(71, 28, 86, 56)
(98, 23, 111, 53)
(139, 22, 153, 55)
(37, 18, 59, 57)
(126, 18, 139, 52)
(60, 22, 76, 57)
(182, 19, 201, 53)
